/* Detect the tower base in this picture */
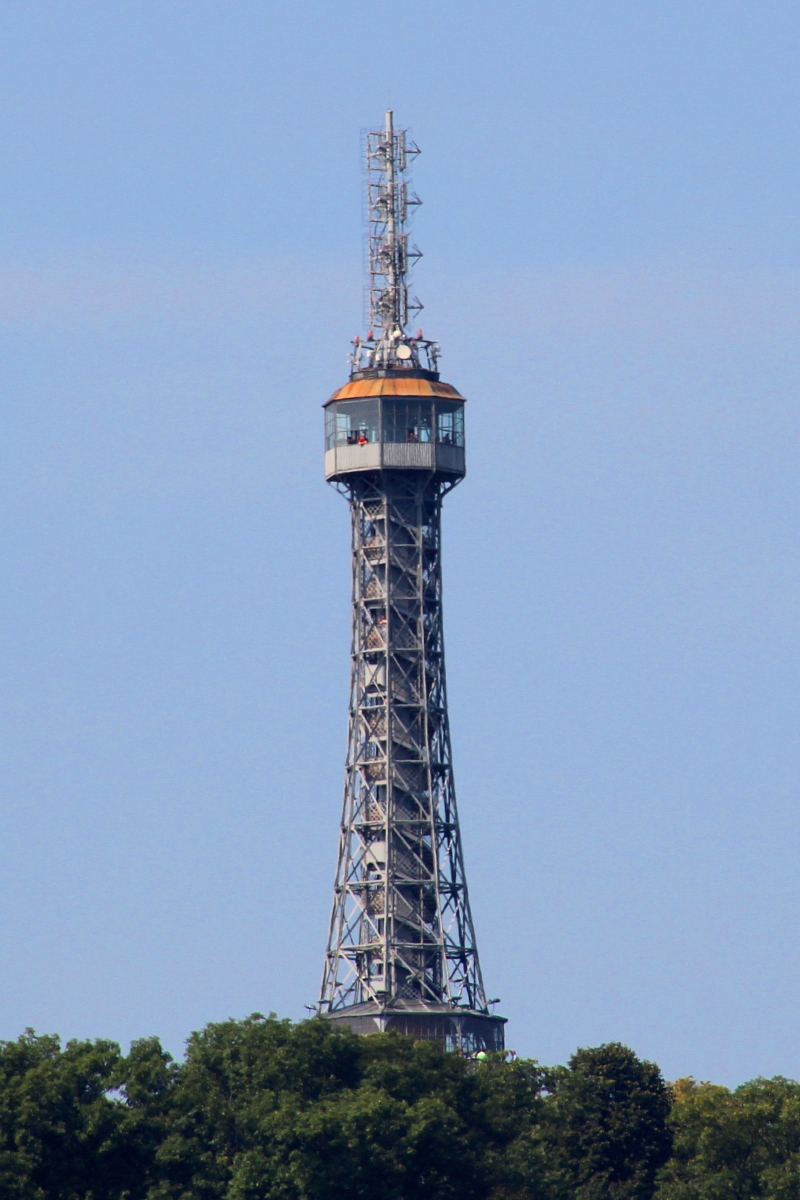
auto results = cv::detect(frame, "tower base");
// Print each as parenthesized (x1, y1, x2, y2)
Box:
(324, 1001, 505, 1054)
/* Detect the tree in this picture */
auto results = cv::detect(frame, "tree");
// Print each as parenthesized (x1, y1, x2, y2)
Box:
(151, 1014, 548, 1200)
(0, 1027, 176, 1200)
(116, 1036, 180, 1199)
(657, 1075, 800, 1199)
(0, 1028, 124, 1198)
(540, 1042, 673, 1200)
(0, 1019, 680, 1200)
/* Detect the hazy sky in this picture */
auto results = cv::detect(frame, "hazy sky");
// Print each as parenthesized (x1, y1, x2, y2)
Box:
(2, 1, 800, 1086)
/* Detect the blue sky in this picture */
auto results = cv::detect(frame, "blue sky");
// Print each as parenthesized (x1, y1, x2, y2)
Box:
(1, 1, 800, 1086)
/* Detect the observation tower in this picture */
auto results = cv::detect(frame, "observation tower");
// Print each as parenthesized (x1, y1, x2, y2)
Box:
(318, 112, 505, 1053)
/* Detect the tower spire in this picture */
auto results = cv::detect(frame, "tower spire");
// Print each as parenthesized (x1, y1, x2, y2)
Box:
(350, 111, 439, 375)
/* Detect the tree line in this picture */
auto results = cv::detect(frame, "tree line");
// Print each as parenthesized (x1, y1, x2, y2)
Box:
(1, 1014, 798, 1199)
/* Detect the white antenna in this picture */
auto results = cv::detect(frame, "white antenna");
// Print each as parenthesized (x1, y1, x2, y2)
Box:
(350, 111, 440, 375)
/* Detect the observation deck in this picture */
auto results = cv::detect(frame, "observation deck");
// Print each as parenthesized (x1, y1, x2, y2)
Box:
(324, 369, 466, 483)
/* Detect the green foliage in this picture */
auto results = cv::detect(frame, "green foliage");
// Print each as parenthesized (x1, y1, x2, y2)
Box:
(150, 1014, 547, 1200)
(0, 1027, 175, 1199)
(657, 1075, 800, 1199)
(20, 1016, 800, 1200)
(540, 1043, 673, 1200)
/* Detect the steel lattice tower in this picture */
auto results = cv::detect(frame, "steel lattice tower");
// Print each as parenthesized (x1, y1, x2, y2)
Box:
(318, 112, 505, 1052)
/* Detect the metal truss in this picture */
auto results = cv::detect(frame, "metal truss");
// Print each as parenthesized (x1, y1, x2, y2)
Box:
(349, 111, 440, 375)
(320, 471, 489, 1016)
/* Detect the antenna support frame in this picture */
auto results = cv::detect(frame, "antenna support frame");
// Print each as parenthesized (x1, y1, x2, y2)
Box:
(350, 111, 440, 376)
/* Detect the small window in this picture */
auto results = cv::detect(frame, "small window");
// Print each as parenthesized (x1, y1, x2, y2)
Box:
(326, 400, 380, 449)
(436, 402, 464, 448)
(383, 399, 434, 443)
(325, 406, 336, 450)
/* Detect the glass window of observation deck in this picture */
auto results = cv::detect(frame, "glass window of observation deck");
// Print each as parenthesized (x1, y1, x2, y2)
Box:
(436, 402, 464, 448)
(325, 400, 380, 450)
(382, 399, 433, 443)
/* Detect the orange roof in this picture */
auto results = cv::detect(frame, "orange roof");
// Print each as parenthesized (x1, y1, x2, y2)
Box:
(327, 376, 466, 403)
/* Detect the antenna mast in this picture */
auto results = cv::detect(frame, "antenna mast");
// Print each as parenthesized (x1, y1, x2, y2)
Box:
(350, 110, 440, 375)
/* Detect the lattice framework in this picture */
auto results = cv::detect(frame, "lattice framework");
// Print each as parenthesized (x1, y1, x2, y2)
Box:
(320, 472, 488, 1014)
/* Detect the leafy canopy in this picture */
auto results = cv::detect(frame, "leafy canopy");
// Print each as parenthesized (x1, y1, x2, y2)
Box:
(18, 1016, 800, 1200)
